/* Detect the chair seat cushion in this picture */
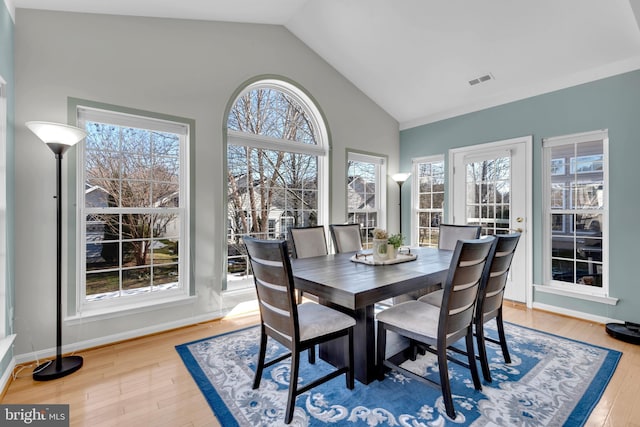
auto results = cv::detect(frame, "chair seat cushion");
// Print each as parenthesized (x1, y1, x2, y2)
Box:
(418, 289, 444, 307)
(376, 301, 440, 339)
(298, 302, 356, 342)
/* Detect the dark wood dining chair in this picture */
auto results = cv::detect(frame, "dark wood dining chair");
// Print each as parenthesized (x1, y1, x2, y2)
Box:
(376, 237, 495, 420)
(244, 236, 355, 424)
(329, 223, 363, 253)
(419, 232, 521, 382)
(289, 226, 328, 302)
(393, 223, 483, 304)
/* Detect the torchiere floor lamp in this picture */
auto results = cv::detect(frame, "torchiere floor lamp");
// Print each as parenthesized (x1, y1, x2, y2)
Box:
(26, 121, 87, 381)
(392, 173, 411, 235)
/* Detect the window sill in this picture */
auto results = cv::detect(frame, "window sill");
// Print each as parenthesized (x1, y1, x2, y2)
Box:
(533, 284, 618, 305)
(0, 334, 16, 361)
(66, 294, 197, 325)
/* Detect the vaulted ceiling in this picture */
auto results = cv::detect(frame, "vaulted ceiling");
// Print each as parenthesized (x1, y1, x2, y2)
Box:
(12, 0, 640, 129)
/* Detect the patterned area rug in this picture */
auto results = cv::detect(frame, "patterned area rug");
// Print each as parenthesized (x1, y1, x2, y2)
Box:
(176, 322, 621, 426)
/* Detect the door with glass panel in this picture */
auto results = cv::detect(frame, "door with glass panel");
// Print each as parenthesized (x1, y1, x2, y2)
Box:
(451, 136, 531, 303)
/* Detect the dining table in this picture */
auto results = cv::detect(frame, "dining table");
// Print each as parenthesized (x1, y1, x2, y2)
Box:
(291, 246, 453, 384)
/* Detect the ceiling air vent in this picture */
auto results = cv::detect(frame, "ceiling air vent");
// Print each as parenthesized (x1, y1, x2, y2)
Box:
(468, 73, 494, 86)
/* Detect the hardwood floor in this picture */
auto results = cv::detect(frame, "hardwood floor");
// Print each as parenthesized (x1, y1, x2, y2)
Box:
(1, 303, 638, 426)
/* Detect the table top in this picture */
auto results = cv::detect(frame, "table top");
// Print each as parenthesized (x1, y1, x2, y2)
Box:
(291, 246, 452, 310)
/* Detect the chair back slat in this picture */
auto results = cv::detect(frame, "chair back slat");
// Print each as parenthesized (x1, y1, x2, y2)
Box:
(438, 224, 482, 250)
(289, 226, 328, 258)
(329, 224, 363, 253)
(439, 237, 494, 344)
(244, 237, 299, 348)
(478, 233, 521, 322)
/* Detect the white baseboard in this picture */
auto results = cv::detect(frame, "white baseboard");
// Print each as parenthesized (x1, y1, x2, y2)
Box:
(0, 356, 16, 394)
(532, 302, 622, 325)
(14, 311, 228, 365)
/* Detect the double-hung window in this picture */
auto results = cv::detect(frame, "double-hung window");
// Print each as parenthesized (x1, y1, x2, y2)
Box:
(346, 152, 387, 248)
(412, 156, 445, 247)
(543, 130, 608, 294)
(77, 106, 190, 312)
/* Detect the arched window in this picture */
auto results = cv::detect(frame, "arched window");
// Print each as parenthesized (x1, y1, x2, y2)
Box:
(225, 79, 329, 290)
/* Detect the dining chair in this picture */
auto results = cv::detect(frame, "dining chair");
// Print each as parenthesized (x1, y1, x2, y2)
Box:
(289, 226, 328, 302)
(376, 236, 495, 420)
(329, 223, 363, 253)
(419, 232, 521, 382)
(393, 223, 482, 303)
(437, 223, 482, 250)
(289, 226, 328, 259)
(243, 236, 355, 424)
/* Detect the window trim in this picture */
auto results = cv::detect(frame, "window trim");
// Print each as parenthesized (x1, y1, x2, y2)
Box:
(71, 99, 194, 316)
(542, 129, 609, 297)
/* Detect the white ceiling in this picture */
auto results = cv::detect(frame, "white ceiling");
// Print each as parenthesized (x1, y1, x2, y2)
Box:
(11, 0, 640, 129)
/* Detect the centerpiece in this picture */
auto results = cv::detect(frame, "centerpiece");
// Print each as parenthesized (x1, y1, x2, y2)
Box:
(372, 229, 405, 261)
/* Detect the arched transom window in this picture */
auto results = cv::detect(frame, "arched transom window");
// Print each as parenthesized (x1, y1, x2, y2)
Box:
(226, 79, 329, 289)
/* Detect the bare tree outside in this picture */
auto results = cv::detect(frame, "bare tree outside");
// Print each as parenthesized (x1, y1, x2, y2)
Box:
(227, 87, 321, 279)
(465, 156, 511, 235)
(84, 122, 181, 297)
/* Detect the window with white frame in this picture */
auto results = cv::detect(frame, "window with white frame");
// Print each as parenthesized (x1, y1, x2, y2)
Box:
(226, 80, 328, 290)
(77, 106, 190, 310)
(347, 152, 387, 248)
(0, 78, 6, 337)
(412, 156, 445, 247)
(543, 130, 607, 293)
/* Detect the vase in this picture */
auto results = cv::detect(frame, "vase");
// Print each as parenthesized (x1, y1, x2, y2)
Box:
(387, 244, 397, 260)
(372, 239, 389, 262)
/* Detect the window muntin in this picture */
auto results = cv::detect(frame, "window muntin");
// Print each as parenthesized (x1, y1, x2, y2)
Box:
(226, 81, 327, 289)
(465, 153, 511, 236)
(543, 131, 607, 292)
(78, 107, 189, 307)
(413, 156, 444, 247)
(347, 152, 386, 248)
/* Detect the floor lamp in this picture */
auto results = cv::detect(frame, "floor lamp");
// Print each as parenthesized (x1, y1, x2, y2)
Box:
(26, 121, 87, 381)
(391, 173, 411, 235)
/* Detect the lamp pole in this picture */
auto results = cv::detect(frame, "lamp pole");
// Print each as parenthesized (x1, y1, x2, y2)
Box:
(27, 121, 86, 381)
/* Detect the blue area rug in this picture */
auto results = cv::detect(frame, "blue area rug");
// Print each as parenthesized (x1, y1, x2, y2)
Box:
(176, 322, 621, 426)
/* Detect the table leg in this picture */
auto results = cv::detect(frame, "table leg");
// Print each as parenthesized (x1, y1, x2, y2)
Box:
(318, 303, 376, 385)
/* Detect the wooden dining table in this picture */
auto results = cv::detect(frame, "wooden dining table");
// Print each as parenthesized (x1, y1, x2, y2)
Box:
(291, 246, 453, 384)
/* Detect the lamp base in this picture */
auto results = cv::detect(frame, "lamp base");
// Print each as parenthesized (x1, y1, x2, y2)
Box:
(605, 322, 640, 345)
(32, 355, 83, 381)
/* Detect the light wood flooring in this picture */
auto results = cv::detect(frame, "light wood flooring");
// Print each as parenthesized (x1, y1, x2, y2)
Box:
(1, 302, 638, 426)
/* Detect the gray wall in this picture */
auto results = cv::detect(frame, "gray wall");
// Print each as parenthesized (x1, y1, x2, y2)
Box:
(400, 69, 640, 323)
(14, 9, 399, 357)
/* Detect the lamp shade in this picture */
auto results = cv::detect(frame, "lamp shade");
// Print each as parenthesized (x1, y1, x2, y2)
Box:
(26, 121, 87, 155)
(392, 173, 411, 184)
